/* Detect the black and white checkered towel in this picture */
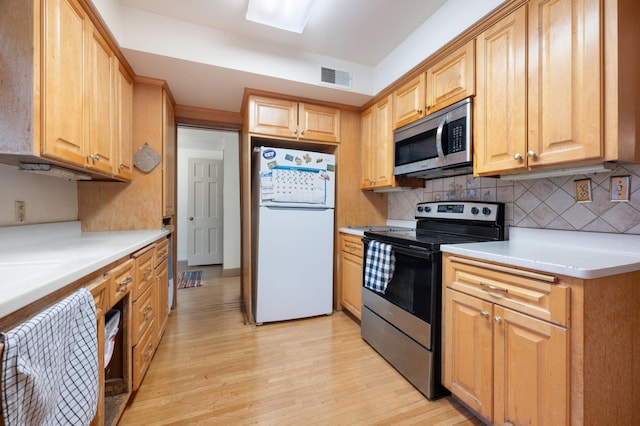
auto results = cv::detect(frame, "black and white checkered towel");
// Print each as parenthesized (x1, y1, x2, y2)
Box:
(364, 241, 395, 294)
(1, 288, 98, 426)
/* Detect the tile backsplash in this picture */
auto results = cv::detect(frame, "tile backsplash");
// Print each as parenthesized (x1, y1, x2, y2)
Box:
(388, 163, 640, 234)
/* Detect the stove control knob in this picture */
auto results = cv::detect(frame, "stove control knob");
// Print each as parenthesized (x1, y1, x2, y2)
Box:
(482, 207, 492, 215)
(424, 206, 431, 213)
(471, 207, 479, 215)
(417, 206, 424, 213)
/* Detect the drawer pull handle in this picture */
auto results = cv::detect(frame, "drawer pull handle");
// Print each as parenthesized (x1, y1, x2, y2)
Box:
(144, 343, 154, 358)
(479, 282, 508, 293)
(144, 267, 153, 275)
(143, 305, 153, 318)
(118, 275, 133, 288)
(480, 311, 490, 318)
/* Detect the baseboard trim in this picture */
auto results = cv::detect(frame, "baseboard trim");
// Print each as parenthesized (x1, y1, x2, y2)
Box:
(222, 268, 240, 277)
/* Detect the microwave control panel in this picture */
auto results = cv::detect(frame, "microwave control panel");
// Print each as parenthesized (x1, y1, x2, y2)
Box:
(448, 118, 466, 153)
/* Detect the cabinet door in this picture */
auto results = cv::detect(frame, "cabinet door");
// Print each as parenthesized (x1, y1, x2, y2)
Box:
(248, 96, 298, 138)
(425, 40, 475, 114)
(493, 306, 569, 426)
(360, 106, 375, 189)
(114, 62, 133, 181)
(132, 284, 156, 344)
(299, 103, 340, 142)
(443, 288, 494, 421)
(86, 24, 115, 174)
(163, 90, 176, 217)
(372, 96, 395, 187)
(42, 0, 88, 165)
(474, 6, 527, 175)
(527, 0, 603, 166)
(340, 251, 363, 319)
(393, 74, 425, 129)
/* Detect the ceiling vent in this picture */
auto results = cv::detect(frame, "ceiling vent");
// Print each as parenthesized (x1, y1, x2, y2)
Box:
(321, 67, 351, 89)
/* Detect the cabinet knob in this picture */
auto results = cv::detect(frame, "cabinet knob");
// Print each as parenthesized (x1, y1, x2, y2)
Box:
(494, 316, 502, 324)
(480, 311, 490, 318)
(513, 153, 522, 160)
(293, 128, 298, 135)
(527, 150, 536, 158)
(300, 130, 305, 136)
(417, 108, 423, 114)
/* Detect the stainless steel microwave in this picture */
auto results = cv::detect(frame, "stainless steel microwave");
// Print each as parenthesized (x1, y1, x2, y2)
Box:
(393, 98, 472, 179)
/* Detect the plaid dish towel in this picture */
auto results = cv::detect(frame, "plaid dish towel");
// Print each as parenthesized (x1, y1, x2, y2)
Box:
(364, 241, 395, 294)
(1, 288, 98, 426)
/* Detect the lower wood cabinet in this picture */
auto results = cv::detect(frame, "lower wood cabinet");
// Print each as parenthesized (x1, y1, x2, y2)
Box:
(443, 253, 640, 425)
(339, 233, 364, 319)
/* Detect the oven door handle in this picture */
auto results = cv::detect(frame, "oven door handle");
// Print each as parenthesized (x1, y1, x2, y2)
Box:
(392, 245, 433, 259)
(363, 237, 434, 260)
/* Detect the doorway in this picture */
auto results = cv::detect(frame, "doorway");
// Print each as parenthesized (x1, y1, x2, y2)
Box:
(176, 127, 241, 275)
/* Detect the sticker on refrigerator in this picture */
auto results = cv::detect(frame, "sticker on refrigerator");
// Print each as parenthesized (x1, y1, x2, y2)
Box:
(260, 171, 274, 201)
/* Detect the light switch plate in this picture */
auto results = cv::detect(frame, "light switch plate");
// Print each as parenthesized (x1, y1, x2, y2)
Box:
(610, 175, 630, 202)
(575, 178, 592, 202)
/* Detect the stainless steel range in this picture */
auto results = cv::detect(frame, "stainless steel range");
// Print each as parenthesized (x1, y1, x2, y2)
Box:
(361, 201, 505, 400)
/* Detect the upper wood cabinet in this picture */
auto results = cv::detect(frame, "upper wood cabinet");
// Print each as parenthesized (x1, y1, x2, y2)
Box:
(425, 40, 475, 115)
(474, 5, 528, 175)
(2, 0, 134, 181)
(86, 23, 116, 175)
(41, 0, 88, 167)
(114, 62, 134, 181)
(361, 95, 395, 189)
(393, 74, 425, 130)
(43, 0, 115, 174)
(475, 0, 640, 176)
(163, 91, 176, 217)
(248, 96, 340, 143)
(393, 40, 475, 129)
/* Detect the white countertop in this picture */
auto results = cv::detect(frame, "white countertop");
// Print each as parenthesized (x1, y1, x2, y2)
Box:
(0, 221, 168, 319)
(441, 227, 640, 279)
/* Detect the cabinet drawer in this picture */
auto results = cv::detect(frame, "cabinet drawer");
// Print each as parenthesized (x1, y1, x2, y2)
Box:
(132, 246, 156, 300)
(341, 234, 363, 257)
(86, 276, 109, 317)
(154, 238, 169, 267)
(132, 318, 157, 391)
(444, 255, 569, 326)
(131, 284, 156, 345)
(109, 259, 134, 304)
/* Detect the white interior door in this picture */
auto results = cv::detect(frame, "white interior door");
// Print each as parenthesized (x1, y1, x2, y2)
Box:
(187, 158, 223, 266)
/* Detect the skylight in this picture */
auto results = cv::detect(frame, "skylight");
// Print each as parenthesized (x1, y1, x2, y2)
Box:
(245, 0, 316, 33)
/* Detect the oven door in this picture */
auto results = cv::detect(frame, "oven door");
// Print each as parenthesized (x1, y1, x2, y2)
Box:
(362, 238, 441, 349)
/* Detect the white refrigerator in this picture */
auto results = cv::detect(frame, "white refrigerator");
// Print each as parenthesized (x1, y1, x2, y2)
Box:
(252, 146, 335, 324)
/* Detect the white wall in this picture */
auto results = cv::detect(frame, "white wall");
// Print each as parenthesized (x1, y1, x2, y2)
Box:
(374, 0, 505, 92)
(176, 128, 241, 270)
(0, 163, 77, 226)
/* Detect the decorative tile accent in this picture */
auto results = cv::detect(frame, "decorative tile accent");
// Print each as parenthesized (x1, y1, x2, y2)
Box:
(387, 163, 640, 234)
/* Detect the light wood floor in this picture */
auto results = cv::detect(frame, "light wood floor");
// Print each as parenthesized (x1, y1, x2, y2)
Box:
(119, 266, 482, 425)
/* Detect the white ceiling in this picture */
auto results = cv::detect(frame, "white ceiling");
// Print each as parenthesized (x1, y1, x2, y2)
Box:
(110, 0, 482, 113)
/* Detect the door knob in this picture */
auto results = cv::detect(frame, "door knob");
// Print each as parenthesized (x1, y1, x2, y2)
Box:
(188, 217, 194, 221)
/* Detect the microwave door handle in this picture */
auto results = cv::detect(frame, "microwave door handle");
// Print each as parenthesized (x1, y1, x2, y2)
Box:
(435, 117, 447, 159)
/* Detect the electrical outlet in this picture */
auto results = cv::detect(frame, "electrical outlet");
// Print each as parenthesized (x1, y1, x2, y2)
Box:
(610, 175, 630, 202)
(575, 179, 592, 202)
(15, 200, 26, 222)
